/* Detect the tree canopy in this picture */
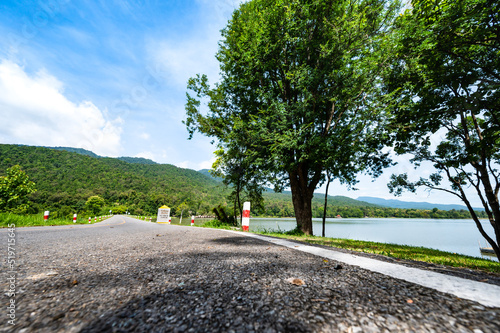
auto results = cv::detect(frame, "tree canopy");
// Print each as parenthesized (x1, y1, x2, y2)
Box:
(0, 165, 36, 213)
(185, 0, 400, 234)
(387, 0, 500, 259)
(86, 195, 106, 215)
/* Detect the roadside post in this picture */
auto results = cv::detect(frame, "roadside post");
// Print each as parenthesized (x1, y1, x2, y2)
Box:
(88, 217, 91, 223)
(242, 202, 250, 231)
(191, 216, 194, 226)
(73, 214, 77, 223)
(157, 205, 170, 224)
(44, 211, 49, 222)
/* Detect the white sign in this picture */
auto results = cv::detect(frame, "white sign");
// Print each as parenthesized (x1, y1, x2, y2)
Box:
(157, 207, 171, 223)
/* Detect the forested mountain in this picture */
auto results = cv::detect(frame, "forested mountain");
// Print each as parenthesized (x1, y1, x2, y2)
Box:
(0, 144, 485, 219)
(45, 146, 100, 158)
(46, 146, 158, 165)
(0, 144, 229, 217)
(116, 157, 158, 165)
(357, 196, 484, 211)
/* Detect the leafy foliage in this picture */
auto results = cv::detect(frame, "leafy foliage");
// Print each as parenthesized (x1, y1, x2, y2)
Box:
(0, 165, 36, 213)
(386, 0, 500, 259)
(185, 0, 400, 234)
(0, 144, 228, 217)
(86, 195, 105, 215)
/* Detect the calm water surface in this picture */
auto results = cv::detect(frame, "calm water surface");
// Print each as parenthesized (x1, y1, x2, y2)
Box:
(249, 217, 497, 261)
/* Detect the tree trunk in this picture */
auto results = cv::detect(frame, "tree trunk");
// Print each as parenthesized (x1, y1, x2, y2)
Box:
(289, 166, 318, 235)
(322, 171, 331, 238)
(291, 188, 313, 234)
(476, 165, 500, 257)
(460, 189, 500, 261)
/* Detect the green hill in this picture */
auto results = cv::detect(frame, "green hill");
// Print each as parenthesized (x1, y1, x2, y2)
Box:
(0, 144, 228, 217)
(44, 146, 100, 158)
(45, 146, 158, 165)
(0, 144, 483, 219)
(116, 156, 158, 165)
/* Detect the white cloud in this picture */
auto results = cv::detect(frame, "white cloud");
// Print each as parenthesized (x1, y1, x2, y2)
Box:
(175, 157, 215, 171)
(198, 157, 216, 170)
(176, 161, 190, 169)
(149, 36, 220, 90)
(134, 151, 156, 161)
(195, 0, 243, 22)
(147, 1, 246, 91)
(139, 132, 150, 140)
(0, 59, 123, 156)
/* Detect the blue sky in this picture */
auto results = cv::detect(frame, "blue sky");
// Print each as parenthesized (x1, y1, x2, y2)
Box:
(0, 0, 476, 206)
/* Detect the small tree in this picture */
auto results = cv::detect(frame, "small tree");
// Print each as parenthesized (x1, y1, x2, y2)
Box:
(211, 147, 265, 225)
(85, 195, 105, 215)
(0, 165, 36, 213)
(176, 202, 189, 223)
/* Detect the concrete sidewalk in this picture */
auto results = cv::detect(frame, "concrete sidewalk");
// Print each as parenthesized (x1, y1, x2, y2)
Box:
(228, 230, 500, 308)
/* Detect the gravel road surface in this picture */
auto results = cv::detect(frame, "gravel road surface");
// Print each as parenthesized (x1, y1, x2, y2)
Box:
(2, 215, 499, 332)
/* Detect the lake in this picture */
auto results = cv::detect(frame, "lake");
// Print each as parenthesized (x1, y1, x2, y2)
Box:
(248, 217, 498, 261)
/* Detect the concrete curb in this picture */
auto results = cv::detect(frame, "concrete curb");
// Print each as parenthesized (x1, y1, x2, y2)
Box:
(226, 230, 500, 308)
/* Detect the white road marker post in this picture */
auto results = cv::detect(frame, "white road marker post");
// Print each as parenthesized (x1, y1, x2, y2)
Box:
(191, 216, 194, 226)
(73, 214, 77, 223)
(242, 202, 250, 232)
(44, 211, 49, 222)
(88, 217, 91, 223)
(157, 206, 171, 224)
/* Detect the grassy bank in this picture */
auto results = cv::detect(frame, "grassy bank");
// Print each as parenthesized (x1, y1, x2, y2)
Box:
(0, 213, 111, 227)
(256, 229, 500, 274)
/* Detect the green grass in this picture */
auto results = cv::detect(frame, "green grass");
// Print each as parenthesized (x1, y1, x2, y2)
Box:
(0, 213, 111, 227)
(257, 230, 500, 274)
(198, 219, 239, 230)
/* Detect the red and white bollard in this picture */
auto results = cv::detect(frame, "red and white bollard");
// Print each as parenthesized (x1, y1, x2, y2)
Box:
(168, 217, 171, 224)
(88, 217, 91, 223)
(73, 214, 77, 223)
(94, 216, 97, 223)
(191, 216, 194, 226)
(44, 211, 49, 222)
(242, 202, 250, 231)
(149, 217, 152, 222)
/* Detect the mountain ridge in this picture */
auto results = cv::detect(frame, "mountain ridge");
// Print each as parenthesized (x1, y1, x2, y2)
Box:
(357, 196, 484, 211)
(1, 144, 483, 219)
(46, 146, 158, 165)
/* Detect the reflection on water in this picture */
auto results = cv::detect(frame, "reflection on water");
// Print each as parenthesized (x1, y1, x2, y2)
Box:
(249, 217, 498, 261)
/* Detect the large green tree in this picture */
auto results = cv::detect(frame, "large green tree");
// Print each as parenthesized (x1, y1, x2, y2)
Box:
(387, 0, 500, 259)
(185, 0, 399, 234)
(85, 195, 105, 216)
(0, 165, 36, 213)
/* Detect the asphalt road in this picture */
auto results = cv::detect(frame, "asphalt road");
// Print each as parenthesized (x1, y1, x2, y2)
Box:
(1, 216, 499, 332)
